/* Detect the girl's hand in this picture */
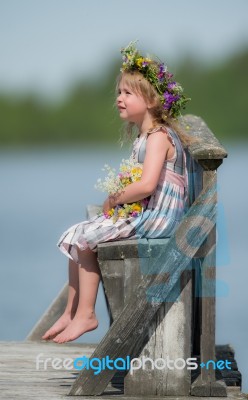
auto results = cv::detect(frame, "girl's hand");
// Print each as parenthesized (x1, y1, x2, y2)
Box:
(102, 196, 115, 214)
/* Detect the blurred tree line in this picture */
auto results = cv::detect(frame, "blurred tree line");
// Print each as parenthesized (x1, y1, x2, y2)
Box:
(0, 48, 247, 146)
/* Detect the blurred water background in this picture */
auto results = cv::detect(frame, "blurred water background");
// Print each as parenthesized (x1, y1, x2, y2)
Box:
(1, 0, 248, 393)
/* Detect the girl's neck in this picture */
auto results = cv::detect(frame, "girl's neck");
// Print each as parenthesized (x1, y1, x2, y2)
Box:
(137, 113, 155, 137)
(138, 119, 164, 137)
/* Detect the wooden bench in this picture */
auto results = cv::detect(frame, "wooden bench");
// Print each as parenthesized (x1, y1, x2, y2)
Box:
(28, 114, 233, 397)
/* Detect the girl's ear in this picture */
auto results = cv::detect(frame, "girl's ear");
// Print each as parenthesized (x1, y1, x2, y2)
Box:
(146, 96, 157, 109)
(147, 100, 156, 109)
(146, 96, 160, 110)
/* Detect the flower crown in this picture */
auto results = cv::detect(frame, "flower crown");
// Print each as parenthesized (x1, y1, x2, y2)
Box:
(120, 41, 190, 119)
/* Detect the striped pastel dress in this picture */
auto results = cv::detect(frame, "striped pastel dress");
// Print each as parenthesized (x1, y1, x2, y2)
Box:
(57, 125, 188, 264)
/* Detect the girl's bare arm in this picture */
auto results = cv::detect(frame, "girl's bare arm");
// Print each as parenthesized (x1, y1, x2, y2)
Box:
(103, 130, 172, 212)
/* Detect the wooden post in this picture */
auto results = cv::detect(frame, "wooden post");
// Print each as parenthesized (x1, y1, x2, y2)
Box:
(179, 115, 227, 396)
(100, 238, 192, 396)
(191, 169, 226, 396)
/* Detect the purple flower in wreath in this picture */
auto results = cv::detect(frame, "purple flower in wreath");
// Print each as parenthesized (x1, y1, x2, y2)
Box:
(142, 61, 149, 67)
(158, 74, 165, 82)
(166, 72, 174, 80)
(167, 81, 177, 91)
(163, 91, 180, 109)
(158, 63, 166, 82)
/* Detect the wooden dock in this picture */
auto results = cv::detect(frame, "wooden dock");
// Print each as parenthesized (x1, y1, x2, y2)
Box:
(0, 341, 247, 399)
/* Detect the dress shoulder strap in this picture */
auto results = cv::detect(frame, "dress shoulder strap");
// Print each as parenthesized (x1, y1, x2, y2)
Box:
(166, 127, 186, 176)
(147, 125, 176, 147)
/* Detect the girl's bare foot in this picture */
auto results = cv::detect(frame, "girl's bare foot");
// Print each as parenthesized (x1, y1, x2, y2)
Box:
(42, 311, 75, 340)
(52, 312, 98, 344)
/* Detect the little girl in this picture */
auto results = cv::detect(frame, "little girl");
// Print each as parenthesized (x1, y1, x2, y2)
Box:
(42, 41, 194, 344)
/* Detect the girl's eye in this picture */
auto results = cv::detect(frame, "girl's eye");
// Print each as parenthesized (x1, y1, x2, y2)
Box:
(118, 89, 131, 95)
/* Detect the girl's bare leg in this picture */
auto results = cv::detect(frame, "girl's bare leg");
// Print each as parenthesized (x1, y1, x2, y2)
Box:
(53, 248, 100, 344)
(42, 259, 79, 340)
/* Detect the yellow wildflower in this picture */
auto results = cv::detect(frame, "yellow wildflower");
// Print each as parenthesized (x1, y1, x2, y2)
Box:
(107, 208, 115, 217)
(132, 176, 141, 182)
(131, 167, 142, 174)
(132, 203, 142, 212)
(118, 209, 126, 218)
(136, 57, 144, 68)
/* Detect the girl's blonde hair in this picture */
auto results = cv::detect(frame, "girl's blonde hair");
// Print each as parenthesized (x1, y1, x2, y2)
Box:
(116, 70, 196, 148)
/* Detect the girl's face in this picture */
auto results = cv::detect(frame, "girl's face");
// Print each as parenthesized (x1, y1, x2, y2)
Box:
(116, 80, 149, 124)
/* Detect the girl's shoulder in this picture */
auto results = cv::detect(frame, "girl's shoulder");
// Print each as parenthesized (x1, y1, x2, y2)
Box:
(146, 124, 176, 147)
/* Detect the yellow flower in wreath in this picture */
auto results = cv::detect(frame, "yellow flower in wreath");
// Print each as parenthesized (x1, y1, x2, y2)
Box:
(136, 57, 144, 68)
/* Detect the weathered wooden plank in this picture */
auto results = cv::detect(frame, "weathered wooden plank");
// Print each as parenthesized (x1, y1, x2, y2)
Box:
(69, 173, 217, 396)
(180, 115, 228, 161)
(0, 341, 95, 399)
(97, 238, 150, 260)
(124, 268, 192, 396)
(191, 171, 227, 397)
(99, 259, 125, 322)
(0, 342, 245, 399)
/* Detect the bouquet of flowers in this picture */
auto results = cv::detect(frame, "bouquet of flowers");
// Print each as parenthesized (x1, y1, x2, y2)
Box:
(95, 158, 149, 222)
